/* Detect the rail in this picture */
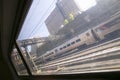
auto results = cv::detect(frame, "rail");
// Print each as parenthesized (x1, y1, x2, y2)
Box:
(39, 38, 120, 67)
(37, 38, 120, 75)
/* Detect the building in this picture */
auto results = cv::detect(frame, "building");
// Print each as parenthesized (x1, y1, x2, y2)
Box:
(56, 0, 81, 18)
(45, 7, 65, 35)
(56, 0, 120, 39)
(39, 0, 120, 56)
(45, 0, 82, 35)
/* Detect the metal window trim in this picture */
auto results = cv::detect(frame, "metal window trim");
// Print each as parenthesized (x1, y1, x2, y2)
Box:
(15, 41, 32, 76)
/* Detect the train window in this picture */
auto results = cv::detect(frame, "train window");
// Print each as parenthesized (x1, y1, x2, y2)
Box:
(76, 39, 81, 42)
(11, 48, 29, 76)
(71, 41, 75, 45)
(16, 0, 120, 75)
(60, 47, 63, 50)
(45, 52, 54, 57)
(63, 46, 66, 49)
(67, 44, 71, 47)
(44, 54, 49, 58)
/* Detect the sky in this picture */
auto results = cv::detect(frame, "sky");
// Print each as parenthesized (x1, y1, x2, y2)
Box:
(18, 0, 96, 40)
(18, 0, 57, 40)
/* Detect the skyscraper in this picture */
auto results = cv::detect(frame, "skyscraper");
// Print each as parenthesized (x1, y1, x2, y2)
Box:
(45, 6, 65, 35)
(45, 0, 81, 35)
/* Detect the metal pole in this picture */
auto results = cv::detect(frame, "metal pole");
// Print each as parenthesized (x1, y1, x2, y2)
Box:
(24, 46, 40, 73)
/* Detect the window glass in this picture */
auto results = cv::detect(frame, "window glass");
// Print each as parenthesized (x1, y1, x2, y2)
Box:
(67, 44, 71, 47)
(11, 48, 29, 75)
(71, 41, 75, 45)
(17, 0, 120, 75)
(76, 39, 81, 42)
(63, 46, 66, 48)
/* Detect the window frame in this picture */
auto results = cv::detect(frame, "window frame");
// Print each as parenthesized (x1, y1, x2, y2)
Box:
(15, 41, 32, 76)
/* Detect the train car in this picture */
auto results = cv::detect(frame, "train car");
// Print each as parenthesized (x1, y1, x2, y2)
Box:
(41, 12, 120, 62)
(93, 13, 120, 40)
(42, 29, 97, 61)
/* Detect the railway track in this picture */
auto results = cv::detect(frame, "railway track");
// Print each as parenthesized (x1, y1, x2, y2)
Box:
(36, 38, 120, 75)
(38, 38, 120, 68)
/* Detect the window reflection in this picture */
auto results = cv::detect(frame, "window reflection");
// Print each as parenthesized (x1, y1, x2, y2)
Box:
(17, 0, 120, 75)
(11, 48, 28, 75)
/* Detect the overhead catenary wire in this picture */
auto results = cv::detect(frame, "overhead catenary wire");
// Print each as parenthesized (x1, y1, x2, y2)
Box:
(28, 0, 57, 38)
(19, 0, 41, 39)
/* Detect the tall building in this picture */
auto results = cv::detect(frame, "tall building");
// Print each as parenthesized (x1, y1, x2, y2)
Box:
(56, 0, 120, 38)
(45, 0, 81, 35)
(56, 0, 81, 18)
(45, 7, 65, 35)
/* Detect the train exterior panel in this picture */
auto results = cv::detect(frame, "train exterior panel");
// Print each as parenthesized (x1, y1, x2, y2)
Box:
(42, 29, 96, 61)
(55, 30, 92, 54)
(93, 14, 120, 40)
